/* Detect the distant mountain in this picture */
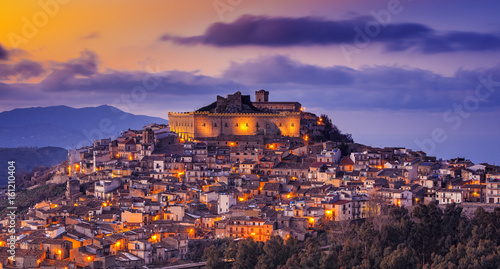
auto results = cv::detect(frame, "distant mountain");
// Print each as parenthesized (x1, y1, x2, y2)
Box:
(0, 146, 68, 186)
(0, 105, 168, 148)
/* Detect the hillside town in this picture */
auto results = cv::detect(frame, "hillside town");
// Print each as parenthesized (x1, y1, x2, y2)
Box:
(1, 91, 499, 269)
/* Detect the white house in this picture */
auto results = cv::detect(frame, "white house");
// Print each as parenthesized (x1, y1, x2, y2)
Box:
(94, 178, 121, 199)
(217, 193, 236, 214)
(436, 188, 463, 204)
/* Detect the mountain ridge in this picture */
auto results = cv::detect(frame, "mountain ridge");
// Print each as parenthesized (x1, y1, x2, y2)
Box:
(0, 105, 168, 148)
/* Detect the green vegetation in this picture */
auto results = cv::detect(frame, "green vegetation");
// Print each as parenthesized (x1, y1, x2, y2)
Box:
(0, 183, 66, 216)
(320, 114, 353, 144)
(203, 204, 500, 269)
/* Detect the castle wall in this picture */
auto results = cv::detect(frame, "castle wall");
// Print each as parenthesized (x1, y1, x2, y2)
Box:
(168, 112, 195, 140)
(253, 102, 301, 112)
(168, 111, 301, 139)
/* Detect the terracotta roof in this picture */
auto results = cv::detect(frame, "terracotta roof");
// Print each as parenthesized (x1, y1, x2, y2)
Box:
(339, 157, 354, 166)
(263, 182, 280, 191)
(331, 200, 351, 205)
(309, 162, 330, 168)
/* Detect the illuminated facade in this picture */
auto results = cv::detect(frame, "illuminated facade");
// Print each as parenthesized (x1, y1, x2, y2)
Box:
(168, 91, 301, 140)
(215, 217, 274, 242)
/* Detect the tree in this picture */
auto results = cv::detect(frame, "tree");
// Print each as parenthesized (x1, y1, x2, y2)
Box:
(319, 114, 354, 143)
(224, 239, 238, 261)
(320, 244, 341, 269)
(299, 238, 322, 269)
(412, 203, 443, 262)
(437, 203, 468, 252)
(255, 236, 292, 269)
(203, 245, 226, 269)
(280, 254, 302, 269)
(380, 244, 419, 269)
(233, 239, 263, 269)
(338, 239, 363, 268)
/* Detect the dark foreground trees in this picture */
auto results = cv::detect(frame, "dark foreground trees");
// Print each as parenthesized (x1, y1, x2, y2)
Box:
(203, 204, 500, 269)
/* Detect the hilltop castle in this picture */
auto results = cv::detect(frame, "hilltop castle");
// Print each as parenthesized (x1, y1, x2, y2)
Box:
(168, 90, 302, 141)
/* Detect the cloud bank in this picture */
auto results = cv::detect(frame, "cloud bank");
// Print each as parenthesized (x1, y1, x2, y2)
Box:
(160, 15, 500, 54)
(1, 47, 499, 113)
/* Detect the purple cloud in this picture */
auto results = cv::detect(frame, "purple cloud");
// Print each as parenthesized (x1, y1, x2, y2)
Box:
(41, 50, 99, 90)
(0, 60, 45, 80)
(37, 50, 236, 96)
(160, 15, 500, 54)
(221, 55, 500, 110)
(223, 55, 356, 85)
(81, 32, 100, 40)
(29, 52, 500, 111)
(2, 51, 500, 114)
(0, 44, 9, 61)
(160, 15, 430, 47)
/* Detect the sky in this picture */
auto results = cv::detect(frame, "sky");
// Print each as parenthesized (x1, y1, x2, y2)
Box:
(1, 0, 500, 164)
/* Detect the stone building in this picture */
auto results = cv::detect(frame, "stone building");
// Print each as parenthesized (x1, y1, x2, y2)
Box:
(253, 89, 302, 112)
(168, 91, 302, 141)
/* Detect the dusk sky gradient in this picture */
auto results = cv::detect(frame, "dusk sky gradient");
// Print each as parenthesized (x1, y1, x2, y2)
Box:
(1, 0, 499, 164)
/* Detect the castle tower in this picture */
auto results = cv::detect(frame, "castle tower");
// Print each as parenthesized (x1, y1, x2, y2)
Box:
(255, 89, 269, 102)
(226, 91, 243, 112)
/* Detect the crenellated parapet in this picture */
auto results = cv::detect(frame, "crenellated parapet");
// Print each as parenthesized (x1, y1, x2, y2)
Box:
(194, 112, 300, 117)
(168, 91, 303, 138)
(168, 111, 196, 116)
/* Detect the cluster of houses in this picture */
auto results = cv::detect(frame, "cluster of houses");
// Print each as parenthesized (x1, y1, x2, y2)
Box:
(1, 123, 499, 268)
